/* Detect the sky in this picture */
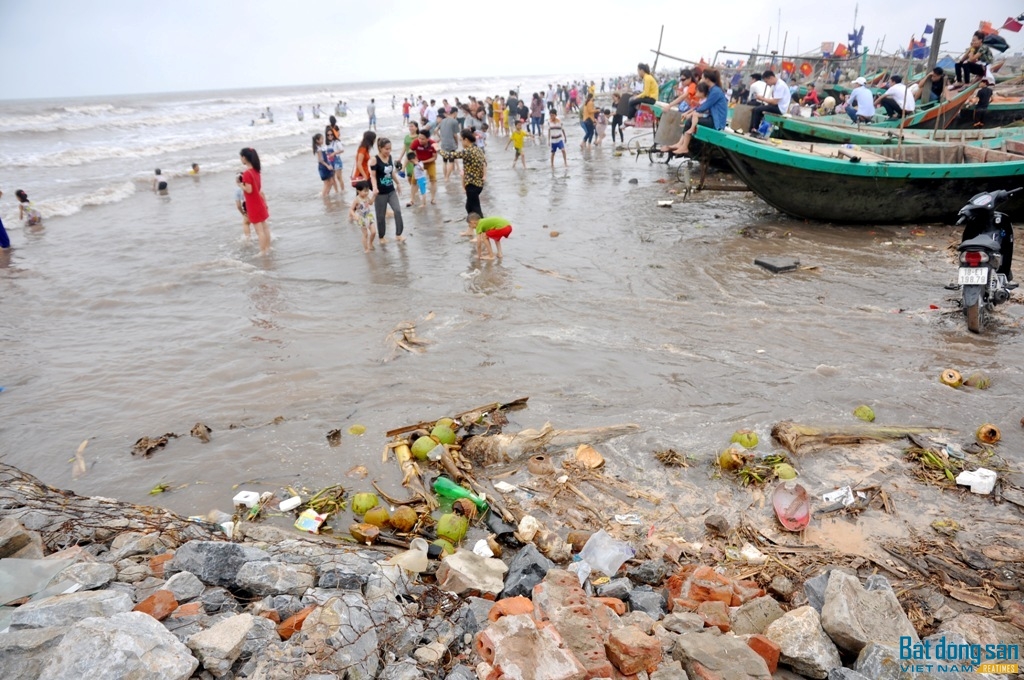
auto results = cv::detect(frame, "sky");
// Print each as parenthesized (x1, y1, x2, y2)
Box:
(0, 0, 1019, 100)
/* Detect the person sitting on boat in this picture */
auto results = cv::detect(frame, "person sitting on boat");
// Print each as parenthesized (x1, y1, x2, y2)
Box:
(922, 67, 945, 103)
(749, 70, 791, 137)
(875, 75, 916, 119)
(659, 69, 728, 156)
(667, 69, 699, 113)
(844, 78, 875, 123)
(625, 63, 659, 125)
(746, 73, 767, 105)
(951, 31, 993, 90)
(819, 96, 837, 116)
(801, 87, 821, 109)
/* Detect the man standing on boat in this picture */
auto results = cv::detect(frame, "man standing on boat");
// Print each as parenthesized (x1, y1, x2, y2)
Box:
(749, 70, 791, 137)
(875, 75, 915, 120)
(845, 77, 876, 123)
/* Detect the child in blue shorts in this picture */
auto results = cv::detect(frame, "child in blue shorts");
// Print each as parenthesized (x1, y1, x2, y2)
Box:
(406, 152, 427, 208)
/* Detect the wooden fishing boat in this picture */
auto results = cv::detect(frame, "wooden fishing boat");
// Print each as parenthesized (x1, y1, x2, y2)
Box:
(692, 126, 1024, 224)
(952, 101, 1024, 129)
(764, 113, 1016, 146)
(815, 81, 981, 130)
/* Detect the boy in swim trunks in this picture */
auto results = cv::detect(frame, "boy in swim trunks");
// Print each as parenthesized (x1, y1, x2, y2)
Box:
(505, 119, 532, 169)
(548, 111, 568, 169)
(468, 213, 512, 261)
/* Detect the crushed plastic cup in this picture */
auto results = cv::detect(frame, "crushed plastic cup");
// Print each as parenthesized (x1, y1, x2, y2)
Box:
(955, 468, 997, 495)
(578, 529, 634, 576)
(386, 537, 430, 572)
(427, 444, 445, 462)
(278, 496, 302, 512)
(232, 490, 261, 508)
(493, 481, 518, 493)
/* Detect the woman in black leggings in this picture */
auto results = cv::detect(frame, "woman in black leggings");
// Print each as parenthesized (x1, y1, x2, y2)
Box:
(610, 93, 626, 144)
(369, 138, 405, 243)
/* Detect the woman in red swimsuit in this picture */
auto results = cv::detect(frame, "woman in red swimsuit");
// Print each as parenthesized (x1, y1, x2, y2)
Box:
(238, 147, 271, 254)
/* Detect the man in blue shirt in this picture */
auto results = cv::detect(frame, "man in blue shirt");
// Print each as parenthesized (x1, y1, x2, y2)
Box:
(660, 69, 728, 155)
(845, 77, 876, 123)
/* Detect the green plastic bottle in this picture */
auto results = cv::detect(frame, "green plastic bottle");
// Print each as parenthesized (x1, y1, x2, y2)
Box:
(432, 477, 489, 513)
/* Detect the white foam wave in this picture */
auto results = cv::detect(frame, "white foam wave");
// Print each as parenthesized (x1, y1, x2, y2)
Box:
(39, 181, 137, 218)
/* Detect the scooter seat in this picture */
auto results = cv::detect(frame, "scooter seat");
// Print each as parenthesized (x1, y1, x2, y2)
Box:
(959, 234, 1002, 252)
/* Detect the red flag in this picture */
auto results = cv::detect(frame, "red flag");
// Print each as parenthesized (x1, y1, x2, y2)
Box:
(834, 43, 849, 57)
(1002, 17, 1023, 32)
(978, 21, 997, 35)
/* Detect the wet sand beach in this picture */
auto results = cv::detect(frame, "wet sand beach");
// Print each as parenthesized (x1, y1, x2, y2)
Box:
(2, 81, 1023, 561)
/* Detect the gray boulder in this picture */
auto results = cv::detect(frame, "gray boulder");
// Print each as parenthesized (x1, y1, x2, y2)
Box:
(0, 517, 44, 559)
(730, 596, 785, 636)
(295, 592, 379, 680)
(500, 543, 555, 598)
(821, 571, 918, 654)
(627, 586, 666, 620)
(596, 577, 633, 600)
(240, 614, 282, 658)
(235, 560, 315, 596)
(166, 541, 270, 587)
(453, 596, 495, 637)
(765, 605, 842, 679)
(201, 587, 240, 615)
(57, 562, 117, 590)
(0, 626, 67, 680)
(662, 611, 705, 633)
(187, 613, 255, 677)
(627, 559, 668, 586)
(10, 590, 133, 629)
(446, 665, 477, 680)
(161, 571, 205, 602)
(317, 552, 380, 590)
(829, 670, 872, 680)
(672, 630, 773, 679)
(40, 611, 198, 680)
(382, 659, 426, 680)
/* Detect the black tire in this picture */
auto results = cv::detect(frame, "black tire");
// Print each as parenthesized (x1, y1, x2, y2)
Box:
(966, 301, 984, 334)
(963, 284, 985, 334)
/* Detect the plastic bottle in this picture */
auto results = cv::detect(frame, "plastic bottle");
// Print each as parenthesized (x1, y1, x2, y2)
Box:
(432, 476, 489, 513)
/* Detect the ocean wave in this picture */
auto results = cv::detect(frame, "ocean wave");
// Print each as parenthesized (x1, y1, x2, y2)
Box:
(39, 181, 137, 218)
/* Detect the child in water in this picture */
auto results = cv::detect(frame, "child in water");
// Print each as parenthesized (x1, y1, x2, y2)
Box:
(16, 190, 42, 226)
(468, 213, 512, 261)
(152, 169, 168, 194)
(405, 152, 427, 208)
(348, 180, 376, 252)
(0, 189, 9, 248)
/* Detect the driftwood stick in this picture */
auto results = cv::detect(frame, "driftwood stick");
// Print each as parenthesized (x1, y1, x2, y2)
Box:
(385, 397, 530, 439)
(771, 421, 953, 455)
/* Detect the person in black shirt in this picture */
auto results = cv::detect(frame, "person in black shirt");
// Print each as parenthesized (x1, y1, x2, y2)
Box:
(973, 78, 993, 127)
(924, 67, 945, 104)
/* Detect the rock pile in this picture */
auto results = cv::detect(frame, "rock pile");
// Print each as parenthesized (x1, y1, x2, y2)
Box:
(1, 515, 1021, 680)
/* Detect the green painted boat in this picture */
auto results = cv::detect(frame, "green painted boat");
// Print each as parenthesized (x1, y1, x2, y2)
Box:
(815, 81, 981, 130)
(953, 101, 1024, 129)
(692, 126, 1024, 224)
(763, 113, 1019, 146)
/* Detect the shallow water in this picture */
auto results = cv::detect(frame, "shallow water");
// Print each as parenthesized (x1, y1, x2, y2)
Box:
(2, 83, 1023, 556)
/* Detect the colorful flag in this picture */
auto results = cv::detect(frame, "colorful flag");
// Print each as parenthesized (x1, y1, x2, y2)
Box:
(978, 21, 997, 35)
(834, 43, 849, 58)
(1002, 17, 1023, 32)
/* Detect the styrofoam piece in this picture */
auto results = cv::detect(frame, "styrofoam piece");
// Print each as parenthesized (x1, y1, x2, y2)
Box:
(278, 496, 302, 512)
(232, 490, 261, 508)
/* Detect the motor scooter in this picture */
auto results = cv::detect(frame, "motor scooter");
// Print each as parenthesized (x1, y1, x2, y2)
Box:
(954, 188, 1020, 334)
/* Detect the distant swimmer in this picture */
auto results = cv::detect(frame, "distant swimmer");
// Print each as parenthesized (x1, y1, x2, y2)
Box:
(367, 99, 376, 131)
(152, 169, 169, 194)
(297, 105, 304, 121)
(0, 188, 10, 249)
(15, 190, 42, 226)
(313, 104, 321, 119)
(188, 163, 200, 175)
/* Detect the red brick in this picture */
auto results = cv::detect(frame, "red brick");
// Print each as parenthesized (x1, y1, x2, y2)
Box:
(171, 601, 202, 618)
(148, 552, 174, 579)
(133, 590, 178, 621)
(258, 609, 281, 624)
(488, 596, 534, 622)
(696, 600, 730, 632)
(746, 634, 780, 673)
(277, 605, 315, 640)
(605, 625, 662, 675)
(730, 579, 766, 607)
(591, 596, 627, 616)
(688, 566, 734, 605)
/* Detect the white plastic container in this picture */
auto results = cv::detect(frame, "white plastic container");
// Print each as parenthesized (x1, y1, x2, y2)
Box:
(232, 490, 261, 508)
(578, 529, 634, 576)
(278, 496, 302, 512)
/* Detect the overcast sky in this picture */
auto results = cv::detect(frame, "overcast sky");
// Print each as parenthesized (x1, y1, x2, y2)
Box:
(0, 1, 1018, 99)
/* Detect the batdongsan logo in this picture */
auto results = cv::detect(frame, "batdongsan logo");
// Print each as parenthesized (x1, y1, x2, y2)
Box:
(900, 636, 1019, 674)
